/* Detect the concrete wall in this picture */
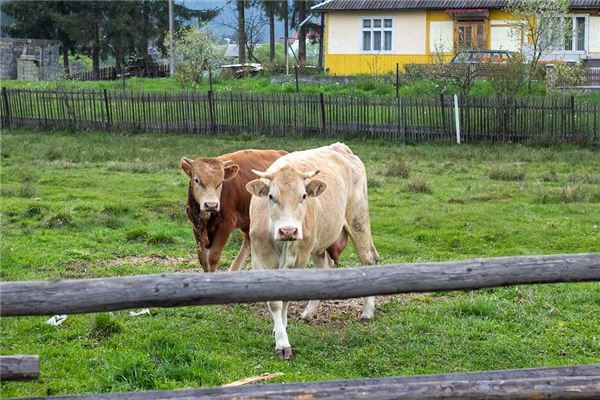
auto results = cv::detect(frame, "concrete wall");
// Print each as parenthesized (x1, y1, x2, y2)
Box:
(0, 38, 61, 80)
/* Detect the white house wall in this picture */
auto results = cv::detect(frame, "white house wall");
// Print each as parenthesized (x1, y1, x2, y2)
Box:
(429, 21, 453, 53)
(328, 11, 427, 55)
(590, 16, 600, 53)
(490, 22, 522, 52)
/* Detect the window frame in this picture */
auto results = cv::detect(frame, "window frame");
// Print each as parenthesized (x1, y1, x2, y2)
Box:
(360, 16, 394, 54)
(550, 14, 589, 54)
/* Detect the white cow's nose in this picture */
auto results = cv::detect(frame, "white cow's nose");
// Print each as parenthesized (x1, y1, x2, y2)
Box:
(203, 201, 219, 211)
(278, 226, 298, 241)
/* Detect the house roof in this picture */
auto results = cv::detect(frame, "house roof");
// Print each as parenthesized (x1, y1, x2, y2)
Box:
(312, 0, 600, 12)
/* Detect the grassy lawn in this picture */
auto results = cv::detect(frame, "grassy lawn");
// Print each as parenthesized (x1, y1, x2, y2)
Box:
(1, 129, 599, 397)
(0, 75, 545, 97)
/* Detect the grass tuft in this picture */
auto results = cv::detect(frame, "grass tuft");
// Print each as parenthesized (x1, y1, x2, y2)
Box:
(44, 211, 73, 228)
(125, 228, 150, 242)
(147, 233, 176, 245)
(488, 165, 527, 181)
(90, 313, 122, 341)
(406, 179, 432, 194)
(536, 184, 599, 204)
(22, 205, 47, 220)
(383, 160, 410, 178)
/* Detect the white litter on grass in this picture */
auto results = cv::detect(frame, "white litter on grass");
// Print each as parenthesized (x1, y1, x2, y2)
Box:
(129, 308, 151, 317)
(45, 315, 68, 326)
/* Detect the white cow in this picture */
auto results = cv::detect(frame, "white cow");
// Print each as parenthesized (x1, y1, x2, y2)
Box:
(246, 143, 379, 359)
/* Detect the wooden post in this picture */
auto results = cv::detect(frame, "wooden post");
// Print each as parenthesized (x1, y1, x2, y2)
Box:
(1, 254, 598, 316)
(440, 94, 446, 137)
(319, 92, 326, 135)
(295, 65, 300, 93)
(1, 87, 10, 128)
(208, 66, 213, 92)
(570, 95, 575, 137)
(0, 355, 39, 381)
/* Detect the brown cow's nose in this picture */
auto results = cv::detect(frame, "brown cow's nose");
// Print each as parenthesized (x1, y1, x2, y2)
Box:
(278, 226, 298, 241)
(204, 201, 219, 211)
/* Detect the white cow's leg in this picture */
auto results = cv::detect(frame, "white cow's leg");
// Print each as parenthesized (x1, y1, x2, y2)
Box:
(268, 301, 292, 359)
(228, 233, 251, 272)
(301, 252, 331, 321)
(282, 301, 290, 328)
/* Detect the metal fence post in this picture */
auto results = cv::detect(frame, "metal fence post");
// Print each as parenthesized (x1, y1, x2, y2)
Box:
(454, 94, 461, 144)
(103, 89, 111, 130)
(1, 87, 10, 128)
(208, 90, 216, 133)
(319, 92, 326, 136)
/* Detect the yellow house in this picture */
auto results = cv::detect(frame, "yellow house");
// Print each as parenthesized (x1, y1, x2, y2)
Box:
(311, 0, 600, 75)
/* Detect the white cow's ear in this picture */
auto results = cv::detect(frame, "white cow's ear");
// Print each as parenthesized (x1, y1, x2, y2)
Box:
(306, 179, 327, 197)
(223, 163, 239, 181)
(246, 179, 270, 197)
(180, 157, 193, 177)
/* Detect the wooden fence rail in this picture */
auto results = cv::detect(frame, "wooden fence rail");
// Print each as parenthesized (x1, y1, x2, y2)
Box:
(2, 254, 599, 317)
(0, 356, 39, 381)
(12, 364, 600, 400)
(1, 88, 598, 143)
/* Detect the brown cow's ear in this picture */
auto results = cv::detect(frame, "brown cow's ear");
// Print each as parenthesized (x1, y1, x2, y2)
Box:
(180, 157, 193, 177)
(246, 179, 270, 197)
(223, 164, 239, 181)
(306, 179, 327, 197)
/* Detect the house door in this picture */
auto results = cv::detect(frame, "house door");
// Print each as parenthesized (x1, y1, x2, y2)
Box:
(455, 21, 487, 50)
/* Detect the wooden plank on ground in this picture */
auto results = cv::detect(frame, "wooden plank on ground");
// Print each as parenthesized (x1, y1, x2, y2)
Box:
(11, 364, 600, 399)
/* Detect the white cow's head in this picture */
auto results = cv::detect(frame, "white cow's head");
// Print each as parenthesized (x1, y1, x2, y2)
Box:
(180, 157, 239, 213)
(246, 166, 327, 241)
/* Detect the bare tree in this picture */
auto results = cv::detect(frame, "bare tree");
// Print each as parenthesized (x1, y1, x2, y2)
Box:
(222, 9, 267, 64)
(505, 0, 570, 89)
(236, 0, 246, 64)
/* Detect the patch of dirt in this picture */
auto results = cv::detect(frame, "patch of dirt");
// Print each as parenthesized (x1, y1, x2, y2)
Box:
(230, 295, 416, 326)
(65, 255, 196, 276)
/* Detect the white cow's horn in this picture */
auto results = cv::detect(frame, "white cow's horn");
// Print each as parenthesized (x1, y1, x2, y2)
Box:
(252, 169, 272, 180)
(301, 170, 320, 179)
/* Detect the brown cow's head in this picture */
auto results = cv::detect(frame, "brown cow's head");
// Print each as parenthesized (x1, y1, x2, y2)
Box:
(180, 157, 239, 213)
(246, 166, 326, 241)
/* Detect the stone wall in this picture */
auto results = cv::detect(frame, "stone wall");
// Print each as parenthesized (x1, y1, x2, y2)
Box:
(0, 38, 62, 80)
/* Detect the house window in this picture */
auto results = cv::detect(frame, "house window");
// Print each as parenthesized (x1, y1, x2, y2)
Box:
(362, 18, 393, 52)
(554, 15, 588, 51)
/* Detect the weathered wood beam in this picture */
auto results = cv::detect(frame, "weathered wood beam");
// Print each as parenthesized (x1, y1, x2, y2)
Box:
(13, 364, 600, 399)
(1, 253, 599, 316)
(0, 355, 40, 381)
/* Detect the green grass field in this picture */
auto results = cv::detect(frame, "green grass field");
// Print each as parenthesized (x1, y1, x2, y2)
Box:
(1, 129, 599, 397)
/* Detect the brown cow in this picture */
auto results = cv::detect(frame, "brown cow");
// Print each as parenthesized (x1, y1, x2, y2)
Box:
(181, 149, 287, 272)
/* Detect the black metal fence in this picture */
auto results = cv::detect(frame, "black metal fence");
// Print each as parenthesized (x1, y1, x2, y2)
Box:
(1, 88, 598, 143)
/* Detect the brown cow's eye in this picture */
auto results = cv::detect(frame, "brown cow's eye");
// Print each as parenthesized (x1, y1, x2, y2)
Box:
(194, 177, 199, 184)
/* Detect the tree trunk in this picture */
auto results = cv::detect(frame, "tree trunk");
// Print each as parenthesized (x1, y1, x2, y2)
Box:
(237, 0, 245, 64)
(141, 0, 150, 61)
(282, 0, 288, 72)
(62, 46, 69, 75)
(269, 7, 275, 64)
(318, 13, 324, 70)
(115, 47, 122, 71)
(298, 0, 306, 63)
(92, 20, 100, 79)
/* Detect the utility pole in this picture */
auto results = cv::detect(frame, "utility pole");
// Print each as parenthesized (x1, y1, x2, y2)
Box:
(169, 0, 175, 76)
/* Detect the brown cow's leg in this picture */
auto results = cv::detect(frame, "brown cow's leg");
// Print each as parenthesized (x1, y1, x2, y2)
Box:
(206, 220, 235, 272)
(228, 233, 250, 272)
(197, 246, 209, 273)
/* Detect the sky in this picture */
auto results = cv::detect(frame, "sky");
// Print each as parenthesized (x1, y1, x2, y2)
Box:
(184, 0, 286, 43)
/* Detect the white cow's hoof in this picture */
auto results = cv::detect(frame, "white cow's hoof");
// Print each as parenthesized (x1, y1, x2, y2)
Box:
(275, 347, 293, 360)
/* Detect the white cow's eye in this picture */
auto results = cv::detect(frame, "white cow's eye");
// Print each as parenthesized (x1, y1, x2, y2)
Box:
(268, 194, 274, 202)
(302, 193, 307, 200)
